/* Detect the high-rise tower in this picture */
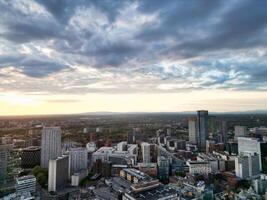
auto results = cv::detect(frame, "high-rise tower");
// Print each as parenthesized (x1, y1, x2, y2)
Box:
(197, 110, 209, 151)
(41, 127, 62, 168)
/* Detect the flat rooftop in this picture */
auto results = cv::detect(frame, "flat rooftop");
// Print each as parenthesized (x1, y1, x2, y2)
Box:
(129, 185, 177, 200)
(123, 168, 152, 181)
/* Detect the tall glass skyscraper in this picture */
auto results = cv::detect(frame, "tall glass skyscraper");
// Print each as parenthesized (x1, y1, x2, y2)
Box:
(197, 110, 209, 151)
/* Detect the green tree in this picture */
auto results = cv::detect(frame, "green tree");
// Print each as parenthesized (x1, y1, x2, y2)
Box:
(32, 165, 48, 188)
(32, 166, 42, 176)
(36, 172, 47, 187)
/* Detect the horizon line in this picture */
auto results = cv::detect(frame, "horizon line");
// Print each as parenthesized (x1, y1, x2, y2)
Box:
(1, 109, 267, 118)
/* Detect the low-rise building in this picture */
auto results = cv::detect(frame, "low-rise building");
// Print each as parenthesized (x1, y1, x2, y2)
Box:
(16, 175, 36, 194)
(187, 160, 212, 175)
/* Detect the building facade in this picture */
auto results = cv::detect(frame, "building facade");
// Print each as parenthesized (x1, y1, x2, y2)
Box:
(0, 145, 10, 186)
(16, 175, 36, 194)
(235, 153, 260, 179)
(141, 142, 151, 164)
(68, 147, 88, 175)
(197, 110, 209, 151)
(188, 118, 197, 144)
(20, 146, 41, 169)
(238, 137, 262, 170)
(48, 155, 69, 192)
(41, 127, 62, 168)
(234, 126, 247, 140)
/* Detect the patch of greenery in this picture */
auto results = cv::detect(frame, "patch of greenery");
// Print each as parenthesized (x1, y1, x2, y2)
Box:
(79, 172, 94, 187)
(176, 171, 186, 177)
(32, 165, 48, 188)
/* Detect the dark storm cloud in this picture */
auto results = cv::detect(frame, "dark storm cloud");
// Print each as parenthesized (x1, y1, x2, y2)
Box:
(36, 0, 128, 23)
(18, 59, 70, 78)
(136, 0, 224, 40)
(167, 0, 267, 57)
(1, 22, 61, 43)
(0, 55, 69, 78)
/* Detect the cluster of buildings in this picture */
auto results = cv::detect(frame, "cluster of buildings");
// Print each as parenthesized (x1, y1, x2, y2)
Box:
(2, 110, 267, 199)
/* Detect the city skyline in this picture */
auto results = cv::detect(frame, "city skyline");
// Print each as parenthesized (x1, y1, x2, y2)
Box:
(1, 1, 267, 115)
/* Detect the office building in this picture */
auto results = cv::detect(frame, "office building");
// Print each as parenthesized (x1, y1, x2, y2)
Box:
(197, 110, 209, 151)
(115, 168, 178, 199)
(209, 116, 216, 136)
(238, 137, 262, 170)
(235, 153, 260, 179)
(41, 127, 62, 168)
(92, 146, 136, 166)
(0, 145, 10, 186)
(220, 120, 228, 144)
(119, 168, 159, 187)
(48, 155, 69, 192)
(127, 144, 138, 155)
(71, 169, 88, 186)
(138, 163, 158, 177)
(117, 141, 127, 152)
(235, 126, 247, 140)
(226, 141, 238, 155)
(197, 153, 226, 173)
(187, 160, 212, 175)
(123, 185, 178, 200)
(92, 159, 112, 177)
(141, 142, 150, 164)
(20, 146, 41, 169)
(157, 156, 169, 183)
(188, 118, 197, 144)
(127, 128, 143, 144)
(16, 175, 36, 194)
(68, 147, 88, 175)
(252, 174, 267, 195)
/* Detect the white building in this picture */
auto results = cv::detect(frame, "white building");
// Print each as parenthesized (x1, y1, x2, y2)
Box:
(92, 147, 114, 163)
(141, 142, 150, 164)
(238, 137, 262, 170)
(197, 153, 225, 173)
(41, 127, 62, 168)
(235, 126, 247, 140)
(117, 141, 127, 152)
(127, 144, 138, 155)
(48, 155, 69, 192)
(71, 169, 88, 186)
(187, 161, 212, 175)
(235, 153, 260, 179)
(92, 147, 137, 165)
(16, 175, 36, 194)
(68, 147, 88, 175)
(86, 142, 97, 153)
(188, 118, 197, 144)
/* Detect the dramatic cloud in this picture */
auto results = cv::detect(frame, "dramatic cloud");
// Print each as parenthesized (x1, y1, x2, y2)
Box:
(0, 0, 267, 95)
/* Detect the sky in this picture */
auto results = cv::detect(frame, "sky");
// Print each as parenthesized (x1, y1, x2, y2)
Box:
(1, 0, 267, 115)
